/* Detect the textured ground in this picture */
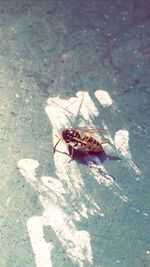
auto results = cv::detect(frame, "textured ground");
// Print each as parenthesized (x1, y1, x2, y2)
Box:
(0, 0, 150, 266)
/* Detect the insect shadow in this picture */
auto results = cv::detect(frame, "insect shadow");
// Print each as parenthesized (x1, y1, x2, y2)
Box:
(68, 144, 121, 164)
(67, 145, 121, 181)
(53, 146, 121, 181)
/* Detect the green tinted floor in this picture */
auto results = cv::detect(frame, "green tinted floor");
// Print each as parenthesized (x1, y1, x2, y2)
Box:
(0, 0, 150, 266)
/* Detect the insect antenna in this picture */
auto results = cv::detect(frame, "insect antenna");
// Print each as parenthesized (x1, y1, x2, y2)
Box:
(51, 99, 75, 116)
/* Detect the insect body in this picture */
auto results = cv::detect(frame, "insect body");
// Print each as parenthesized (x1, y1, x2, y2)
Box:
(53, 128, 109, 160)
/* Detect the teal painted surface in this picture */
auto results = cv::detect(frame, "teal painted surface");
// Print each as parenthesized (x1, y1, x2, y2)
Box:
(0, 0, 150, 266)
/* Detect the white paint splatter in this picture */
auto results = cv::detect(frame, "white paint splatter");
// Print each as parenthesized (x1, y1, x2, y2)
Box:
(88, 162, 114, 187)
(45, 91, 113, 188)
(95, 90, 113, 107)
(114, 130, 141, 176)
(18, 158, 39, 181)
(18, 158, 94, 267)
(17, 90, 142, 267)
(27, 216, 53, 267)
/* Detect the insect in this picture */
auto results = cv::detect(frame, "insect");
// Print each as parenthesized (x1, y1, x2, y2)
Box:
(53, 128, 109, 161)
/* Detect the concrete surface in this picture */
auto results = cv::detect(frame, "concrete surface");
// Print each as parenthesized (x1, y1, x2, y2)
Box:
(0, 0, 150, 266)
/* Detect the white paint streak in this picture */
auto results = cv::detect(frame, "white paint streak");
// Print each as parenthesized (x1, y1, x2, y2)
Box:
(89, 164, 114, 186)
(40, 204, 92, 265)
(114, 130, 141, 176)
(18, 158, 94, 266)
(18, 158, 39, 180)
(95, 90, 113, 107)
(27, 216, 53, 267)
(76, 91, 99, 119)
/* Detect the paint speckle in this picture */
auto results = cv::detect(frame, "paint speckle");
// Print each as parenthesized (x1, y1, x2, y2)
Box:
(95, 90, 113, 107)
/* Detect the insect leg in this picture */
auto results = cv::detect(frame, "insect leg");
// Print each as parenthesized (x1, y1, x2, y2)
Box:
(69, 143, 78, 163)
(53, 137, 63, 153)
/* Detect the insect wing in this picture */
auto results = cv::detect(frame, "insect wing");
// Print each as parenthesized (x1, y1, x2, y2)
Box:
(74, 128, 107, 135)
